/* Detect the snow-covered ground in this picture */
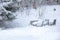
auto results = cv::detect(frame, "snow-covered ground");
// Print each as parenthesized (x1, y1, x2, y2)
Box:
(0, 5, 60, 40)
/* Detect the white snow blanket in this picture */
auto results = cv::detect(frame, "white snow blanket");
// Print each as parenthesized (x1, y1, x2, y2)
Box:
(0, 5, 60, 40)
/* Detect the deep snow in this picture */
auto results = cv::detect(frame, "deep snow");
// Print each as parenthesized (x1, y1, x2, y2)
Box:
(0, 5, 60, 40)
